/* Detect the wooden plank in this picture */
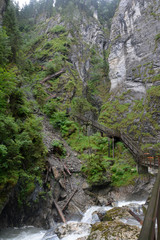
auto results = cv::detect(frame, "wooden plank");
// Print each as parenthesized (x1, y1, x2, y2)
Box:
(138, 167, 160, 240)
(157, 191, 160, 240)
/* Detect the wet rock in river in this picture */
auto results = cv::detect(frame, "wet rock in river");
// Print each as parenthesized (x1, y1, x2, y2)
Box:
(54, 222, 91, 239)
(102, 207, 131, 222)
(87, 221, 140, 240)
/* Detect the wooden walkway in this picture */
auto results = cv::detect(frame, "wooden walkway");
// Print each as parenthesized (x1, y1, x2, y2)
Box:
(74, 115, 160, 239)
(74, 115, 160, 168)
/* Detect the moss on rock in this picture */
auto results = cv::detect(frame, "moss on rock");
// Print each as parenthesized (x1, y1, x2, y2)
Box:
(102, 207, 130, 222)
(87, 221, 140, 240)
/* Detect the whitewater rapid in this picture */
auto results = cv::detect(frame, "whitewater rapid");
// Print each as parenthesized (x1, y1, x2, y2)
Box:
(0, 200, 146, 240)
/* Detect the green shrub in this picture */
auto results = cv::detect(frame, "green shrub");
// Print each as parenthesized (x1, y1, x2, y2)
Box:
(50, 111, 67, 129)
(44, 55, 64, 75)
(50, 25, 66, 34)
(43, 99, 59, 117)
(51, 140, 66, 156)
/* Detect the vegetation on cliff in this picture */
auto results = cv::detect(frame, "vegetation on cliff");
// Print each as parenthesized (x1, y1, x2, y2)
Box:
(0, 0, 159, 223)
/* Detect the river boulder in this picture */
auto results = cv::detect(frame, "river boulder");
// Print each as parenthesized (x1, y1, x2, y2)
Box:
(87, 221, 140, 240)
(101, 207, 131, 221)
(54, 222, 91, 239)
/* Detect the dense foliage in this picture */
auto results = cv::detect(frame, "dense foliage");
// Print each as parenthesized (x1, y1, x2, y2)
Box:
(0, 1, 47, 211)
(1, 0, 159, 214)
(5, 0, 137, 189)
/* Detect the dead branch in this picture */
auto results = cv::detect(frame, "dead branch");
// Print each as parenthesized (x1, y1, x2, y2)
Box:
(53, 199, 66, 223)
(40, 69, 65, 84)
(64, 164, 71, 176)
(62, 188, 78, 212)
(128, 209, 143, 225)
(45, 166, 51, 183)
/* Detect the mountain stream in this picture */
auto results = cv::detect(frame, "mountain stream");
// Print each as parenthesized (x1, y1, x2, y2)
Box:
(0, 200, 145, 240)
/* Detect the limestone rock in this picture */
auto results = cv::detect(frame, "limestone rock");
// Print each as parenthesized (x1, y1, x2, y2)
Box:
(102, 207, 131, 222)
(109, 0, 160, 97)
(82, 182, 90, 190)
(87, 221, 140, 240)
(52, 167, 61, 181)
(55, 222, 91, 239)
(59, 178, 66, 190)
(97, 196, 110, 206)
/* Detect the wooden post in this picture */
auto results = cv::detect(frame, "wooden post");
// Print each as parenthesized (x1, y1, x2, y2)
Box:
(157, 188, 160, 240)
(112, 137, 114, 158)
(138, 167, 160, 240)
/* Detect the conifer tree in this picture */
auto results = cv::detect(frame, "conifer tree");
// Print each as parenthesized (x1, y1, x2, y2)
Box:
(3, 1, 21, 62)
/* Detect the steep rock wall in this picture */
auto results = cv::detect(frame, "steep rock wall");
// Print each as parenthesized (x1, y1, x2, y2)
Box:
(109, 0, 160, 99)
(35, 5, 109, 115)
(99, 0, 160, 150)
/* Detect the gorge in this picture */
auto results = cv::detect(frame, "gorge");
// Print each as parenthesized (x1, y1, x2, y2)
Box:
(0, 0, 160, 239)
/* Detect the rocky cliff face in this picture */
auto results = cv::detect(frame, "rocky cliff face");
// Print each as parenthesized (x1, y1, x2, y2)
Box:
(33, 3, 109, 116)
(109, 0, 160, 99)
(101, 0, 160, 150)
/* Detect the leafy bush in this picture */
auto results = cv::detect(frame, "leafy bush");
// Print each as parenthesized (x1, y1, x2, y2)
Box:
(0, 66, 47, 208)
(51, 140, 66, 156)
(44, 54, 64, 75)
(81, 154, 111, 185)
(33, 84, 48, 106)
(71, 97, 97, 115)
(50, 111, 67, 129)
(50, 25, 66, 34)
(43, 99, 59, 117)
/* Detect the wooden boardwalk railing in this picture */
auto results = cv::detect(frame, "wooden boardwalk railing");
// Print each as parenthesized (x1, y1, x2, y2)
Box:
(74, 115, 159, 168)
(74, 115, 160, 239)
(138, 166, 160, 240)
(73, 115, 120, 138)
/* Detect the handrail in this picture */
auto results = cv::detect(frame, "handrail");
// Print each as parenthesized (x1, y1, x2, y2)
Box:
(74, 115, 120, 138)
(120, 132, 143, 157)
(138, 167, 160, 240)
(74, 114, 142, 158)
(74, 114, 160, 239)
(73, 114, 159, 168)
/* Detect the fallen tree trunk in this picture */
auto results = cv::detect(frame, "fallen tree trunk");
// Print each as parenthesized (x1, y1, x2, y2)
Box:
(128, 209, 143, 225)
(62, 188, 78, 212)
(53, 199, 66, 223)
(40, 68, 65, 84)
